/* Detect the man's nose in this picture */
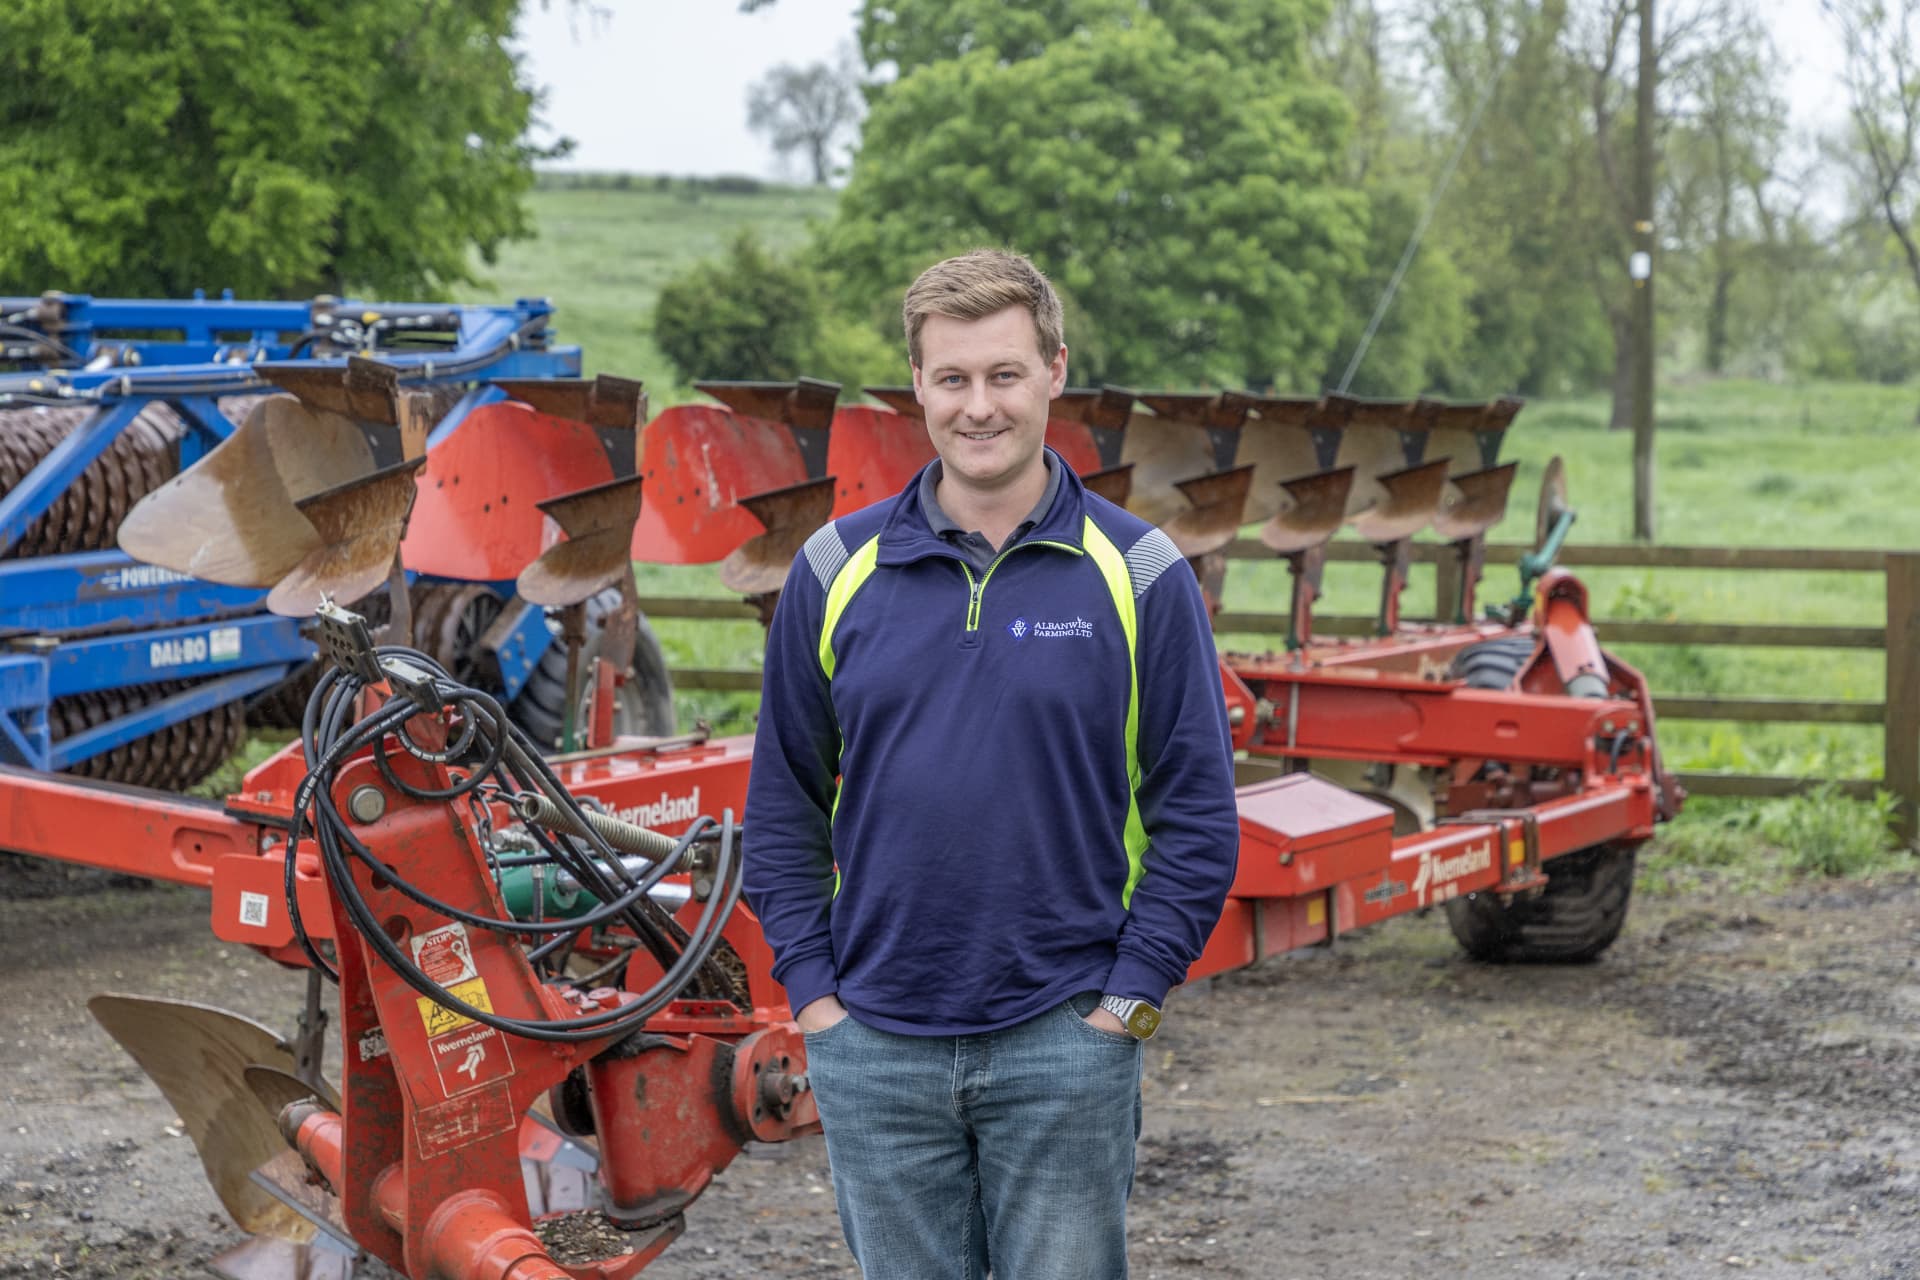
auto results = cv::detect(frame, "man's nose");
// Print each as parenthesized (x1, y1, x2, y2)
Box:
(964, 378, 995, 420)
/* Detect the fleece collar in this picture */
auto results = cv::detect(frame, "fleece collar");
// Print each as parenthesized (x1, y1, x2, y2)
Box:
(877, 447, 1091, 567)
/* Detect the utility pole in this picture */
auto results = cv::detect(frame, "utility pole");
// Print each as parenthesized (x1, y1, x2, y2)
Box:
(1631, 0, 1657, 542)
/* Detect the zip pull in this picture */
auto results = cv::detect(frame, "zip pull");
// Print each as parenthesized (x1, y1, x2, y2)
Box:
(963, 538, 1082, 633)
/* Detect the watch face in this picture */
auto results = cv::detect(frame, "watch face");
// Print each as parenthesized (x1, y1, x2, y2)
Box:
(1125, 1003, 1161, 1039)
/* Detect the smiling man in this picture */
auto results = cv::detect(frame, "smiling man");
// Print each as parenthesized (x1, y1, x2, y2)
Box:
(744, 249, 1239, 1279)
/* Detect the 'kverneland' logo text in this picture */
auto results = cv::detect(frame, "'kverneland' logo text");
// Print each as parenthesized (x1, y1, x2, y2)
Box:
(615, 788, 701, 828)
(1413, 840, 1493, 905)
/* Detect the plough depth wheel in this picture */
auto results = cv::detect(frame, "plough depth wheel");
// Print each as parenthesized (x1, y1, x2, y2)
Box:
(1441, 632, 1637, 963)
(1444, 841, 1639, 964)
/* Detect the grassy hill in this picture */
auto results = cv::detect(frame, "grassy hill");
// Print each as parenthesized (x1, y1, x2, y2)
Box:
(458, 178, 840, 400)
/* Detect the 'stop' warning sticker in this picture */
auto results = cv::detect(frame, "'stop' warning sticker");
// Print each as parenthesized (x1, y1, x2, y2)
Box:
(411, 922, 477, 987)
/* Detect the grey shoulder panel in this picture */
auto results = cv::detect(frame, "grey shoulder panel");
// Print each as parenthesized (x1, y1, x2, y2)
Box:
(1123, 527, 1182, 599)
(803, 522, 850, 592)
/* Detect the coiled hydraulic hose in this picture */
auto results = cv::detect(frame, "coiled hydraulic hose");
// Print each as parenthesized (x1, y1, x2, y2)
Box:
(281, 640, 742, 1044)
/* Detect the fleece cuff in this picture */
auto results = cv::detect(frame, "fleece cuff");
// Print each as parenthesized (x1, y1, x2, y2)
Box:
(775, 955, 839, 1016)
(1102, 954, 1176, 1007)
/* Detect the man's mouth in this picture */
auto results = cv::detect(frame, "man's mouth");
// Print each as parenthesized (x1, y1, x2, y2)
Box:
(960, 428, 1006, 441)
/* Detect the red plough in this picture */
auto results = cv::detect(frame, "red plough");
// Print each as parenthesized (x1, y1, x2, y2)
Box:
(0, 376, 1680, 1278)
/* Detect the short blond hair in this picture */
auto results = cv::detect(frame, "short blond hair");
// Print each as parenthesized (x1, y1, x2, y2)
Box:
(902, 249, 1064, 368)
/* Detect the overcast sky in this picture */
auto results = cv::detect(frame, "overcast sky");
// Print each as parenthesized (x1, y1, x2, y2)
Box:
(514, 0, 1848, 179)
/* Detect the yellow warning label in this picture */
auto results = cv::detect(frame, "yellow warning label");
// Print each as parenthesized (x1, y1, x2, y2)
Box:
(1306, 898, 1326, 926)
(418, 978, 493, 1037)
(1509, 839, 1526, 867)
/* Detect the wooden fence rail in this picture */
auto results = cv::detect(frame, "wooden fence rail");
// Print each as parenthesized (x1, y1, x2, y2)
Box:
(640, 543, 1920, 844)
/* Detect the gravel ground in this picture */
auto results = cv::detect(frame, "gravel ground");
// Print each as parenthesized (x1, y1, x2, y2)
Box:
(1, 858, 1915, 1279)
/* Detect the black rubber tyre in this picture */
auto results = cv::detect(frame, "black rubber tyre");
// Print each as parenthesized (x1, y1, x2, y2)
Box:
(1444, 841, 1638, 963)
(1450, 633, 1536, 690)
(1441, 634, 1637, 963)
(509, 588, 676, 750)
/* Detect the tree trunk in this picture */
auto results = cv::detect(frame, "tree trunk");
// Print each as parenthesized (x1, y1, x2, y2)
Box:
(1704, 268, 1732, 374)
(1630, 0, 1657, 543)
(1608, 311, 1633, 430)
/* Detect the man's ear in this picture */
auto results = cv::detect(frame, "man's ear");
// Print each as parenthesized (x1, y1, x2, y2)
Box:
(910, 362, 924, 403)
(1048, 345, 1069, 399)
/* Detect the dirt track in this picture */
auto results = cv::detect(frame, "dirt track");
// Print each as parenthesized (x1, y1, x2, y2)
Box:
(1, 861, 1915, 1279)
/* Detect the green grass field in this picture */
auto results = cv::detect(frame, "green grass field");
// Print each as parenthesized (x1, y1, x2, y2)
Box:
(458, 180, 840, 400)
(453, 183, 1916, 873)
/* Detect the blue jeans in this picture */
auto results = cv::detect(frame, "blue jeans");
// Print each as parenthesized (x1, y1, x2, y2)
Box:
(801, 990, 1143, 1280)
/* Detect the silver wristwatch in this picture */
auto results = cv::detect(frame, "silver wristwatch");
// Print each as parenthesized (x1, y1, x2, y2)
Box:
(1097, 994, 1162, 1040)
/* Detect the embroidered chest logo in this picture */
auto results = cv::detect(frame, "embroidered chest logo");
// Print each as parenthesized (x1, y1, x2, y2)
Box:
(1007, 616, 1095, 641)
(1007, 616, 1095, 640)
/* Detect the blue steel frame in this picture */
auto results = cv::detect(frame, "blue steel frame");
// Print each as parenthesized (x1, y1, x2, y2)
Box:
(0, 296, 580, 556)
(485, 597, 559, 698)
(0, 296, 579, 775)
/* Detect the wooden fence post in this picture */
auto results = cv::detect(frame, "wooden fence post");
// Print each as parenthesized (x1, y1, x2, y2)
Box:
(1433, 553, 1461, 624)
(1886, 553, 1920, 847)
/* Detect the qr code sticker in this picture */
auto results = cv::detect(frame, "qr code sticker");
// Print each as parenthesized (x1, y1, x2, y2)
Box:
(238, 891, 270, 928)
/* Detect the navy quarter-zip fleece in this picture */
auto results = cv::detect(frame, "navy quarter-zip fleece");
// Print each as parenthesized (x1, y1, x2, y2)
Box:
(743, 451, 1239, 1035)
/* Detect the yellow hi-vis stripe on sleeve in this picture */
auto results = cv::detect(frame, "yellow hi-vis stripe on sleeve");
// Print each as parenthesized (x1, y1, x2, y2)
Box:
(1081, 517, 1148, 908)
(816, 533, 881, 902)
(817, 534, 883, 680)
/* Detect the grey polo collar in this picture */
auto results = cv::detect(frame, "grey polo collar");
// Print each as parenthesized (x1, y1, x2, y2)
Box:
(918, 452, 1061, 565)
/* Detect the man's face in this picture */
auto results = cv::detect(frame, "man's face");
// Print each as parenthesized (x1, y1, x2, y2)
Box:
(911, 306, 1068, 495)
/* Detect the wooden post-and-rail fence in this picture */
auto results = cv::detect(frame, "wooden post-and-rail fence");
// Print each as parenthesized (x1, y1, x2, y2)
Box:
(641, 543, 1920, 846)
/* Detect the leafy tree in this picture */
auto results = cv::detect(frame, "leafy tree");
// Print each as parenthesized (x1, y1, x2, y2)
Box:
(824, 1, 1369, 389)
(1323, 182, 1476, 397)
(1311, 0, 1477, 396)
(1825, 0, 1920, 322)
(652, 233, 898, 392)
(654, 234, 823, 383)
(859, 0, 1324, 86)
(0, 0, 548, 298)
(1657, 8, 1793, 374)
(747, 48, 864, 185)
(1403, 0, 1801, 400)
(1410, 0, 1615, 397)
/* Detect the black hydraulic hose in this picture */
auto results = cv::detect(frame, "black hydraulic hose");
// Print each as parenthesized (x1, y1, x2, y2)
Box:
(283, 641, 742, 1042)
(0, 324, 83, 362)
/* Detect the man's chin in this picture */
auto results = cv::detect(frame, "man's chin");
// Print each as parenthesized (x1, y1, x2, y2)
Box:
(941, 444, 1043, 487)
(946, 459, 1020, 490)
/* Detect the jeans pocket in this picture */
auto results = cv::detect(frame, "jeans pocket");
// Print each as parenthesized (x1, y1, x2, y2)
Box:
(1058, 996, 1141, 1048)
(801, 1013, 857, 1047)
